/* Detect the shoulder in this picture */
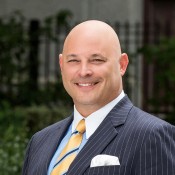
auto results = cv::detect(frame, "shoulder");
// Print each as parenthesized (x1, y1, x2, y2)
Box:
(25, 116, 73, 153)
(121, 106, 175, 156)
(127, 106, 175, 136)
(130, 106, 168, 124)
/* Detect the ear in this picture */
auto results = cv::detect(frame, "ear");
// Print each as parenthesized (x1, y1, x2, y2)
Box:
(119, 53, 129, 76)
(59, 54, 63, 71)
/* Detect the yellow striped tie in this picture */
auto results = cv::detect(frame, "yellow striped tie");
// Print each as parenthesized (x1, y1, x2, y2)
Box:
(51, 119, 86, 175)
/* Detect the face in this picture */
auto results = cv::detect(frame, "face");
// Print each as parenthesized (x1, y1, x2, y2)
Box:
(59, 23, 128, 116)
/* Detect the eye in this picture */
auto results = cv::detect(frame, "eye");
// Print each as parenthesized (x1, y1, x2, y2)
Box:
(94, 59, 104, 62)
(91, 58, 106, 64)
(67, 59, 80, 63)
(90, 54, 107, 64)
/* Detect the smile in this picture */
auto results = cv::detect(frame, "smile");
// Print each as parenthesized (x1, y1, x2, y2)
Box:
(75, 82, 99, 87)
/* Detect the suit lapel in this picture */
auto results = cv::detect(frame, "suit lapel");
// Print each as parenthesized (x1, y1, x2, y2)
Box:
(68, 96, 133, 175)
(43, 116, 73, 173)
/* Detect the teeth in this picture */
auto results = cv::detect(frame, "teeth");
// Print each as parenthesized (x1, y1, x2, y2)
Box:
(78, 83, 93, 87)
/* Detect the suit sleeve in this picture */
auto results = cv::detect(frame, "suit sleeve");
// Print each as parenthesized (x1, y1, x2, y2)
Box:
(21, 136, 34, 175)
(134, 122, 175, 175)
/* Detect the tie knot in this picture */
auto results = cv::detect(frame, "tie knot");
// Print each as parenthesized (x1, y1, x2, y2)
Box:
(76, 119, 86, 134)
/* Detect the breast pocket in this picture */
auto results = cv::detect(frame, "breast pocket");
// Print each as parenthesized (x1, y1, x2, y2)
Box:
(84, 165, 124, 175)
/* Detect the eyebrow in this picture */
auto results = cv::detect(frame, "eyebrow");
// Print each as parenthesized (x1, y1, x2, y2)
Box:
(90, 54, 108, 61)
(65, 53, 107, 60)
(66, 54, 78, 59)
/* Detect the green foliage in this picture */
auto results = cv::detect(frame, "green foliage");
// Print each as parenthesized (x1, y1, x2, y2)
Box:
(0, 102, 72, 174)
(138, 38, 175, 124)
(24, 104, 72, 137)
(0, 9, 73, 174)
(0, 102, 28, 174)
(0, 9, 73, 107)
(42, 9, 73, 40)
(55, 9, 73, 27)
(0, 11, 28, 105)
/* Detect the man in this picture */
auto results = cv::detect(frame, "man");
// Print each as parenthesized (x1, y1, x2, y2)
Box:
(22, 20, 175, 175)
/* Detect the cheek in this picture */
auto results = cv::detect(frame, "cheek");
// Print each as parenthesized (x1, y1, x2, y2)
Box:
(62, 66, 75, 79)
(103, 64, 119, 78)
(106, 67, 121, 85)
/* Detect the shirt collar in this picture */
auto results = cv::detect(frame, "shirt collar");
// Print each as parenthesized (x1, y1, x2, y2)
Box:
(72, 90, 125, 139)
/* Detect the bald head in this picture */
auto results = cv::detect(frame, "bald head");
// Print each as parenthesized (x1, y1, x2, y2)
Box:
(59, 20, 128, 116)
(62, 20, 122, 58)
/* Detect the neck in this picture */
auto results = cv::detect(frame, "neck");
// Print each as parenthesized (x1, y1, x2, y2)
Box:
(75, 104, 101, 117)
(74, 90, 124, 117)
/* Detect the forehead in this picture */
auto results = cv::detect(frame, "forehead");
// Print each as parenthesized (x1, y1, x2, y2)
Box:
(62, 22, 121, 58)
(63, 32, 113, 57)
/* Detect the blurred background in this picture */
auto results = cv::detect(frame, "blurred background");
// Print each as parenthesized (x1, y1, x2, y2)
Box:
(0, 0, 175, 174)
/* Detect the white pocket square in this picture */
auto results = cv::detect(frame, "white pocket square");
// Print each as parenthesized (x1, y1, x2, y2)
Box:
(90, 154, 120, 167)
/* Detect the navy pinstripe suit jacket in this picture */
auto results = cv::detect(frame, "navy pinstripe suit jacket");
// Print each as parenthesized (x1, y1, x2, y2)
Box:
(22, 96, 175, 175)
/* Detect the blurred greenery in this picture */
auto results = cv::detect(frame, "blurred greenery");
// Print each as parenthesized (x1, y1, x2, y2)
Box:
(0, 10, 73, 174)
(0, 11, 28, 105)
(0, 102, 28, 174)
(138, 37, 175, 125)
(0, 101, 72, 174)
(0, 10, 73, 107)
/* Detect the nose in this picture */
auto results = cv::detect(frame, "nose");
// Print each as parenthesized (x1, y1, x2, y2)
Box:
(78, 63, 93, 77)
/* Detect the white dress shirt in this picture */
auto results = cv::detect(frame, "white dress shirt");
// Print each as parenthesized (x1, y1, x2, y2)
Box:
(72, 90, 125, 139)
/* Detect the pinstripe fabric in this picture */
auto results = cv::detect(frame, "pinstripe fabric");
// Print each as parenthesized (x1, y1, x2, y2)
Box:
(22, 117, 73, 175)
(22, 96, 175, 175)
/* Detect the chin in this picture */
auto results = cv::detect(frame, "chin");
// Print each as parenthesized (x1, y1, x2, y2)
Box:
(75, 98, 97, 106)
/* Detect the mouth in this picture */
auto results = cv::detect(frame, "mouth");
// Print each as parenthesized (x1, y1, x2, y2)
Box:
(75, 82, 99, 87)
